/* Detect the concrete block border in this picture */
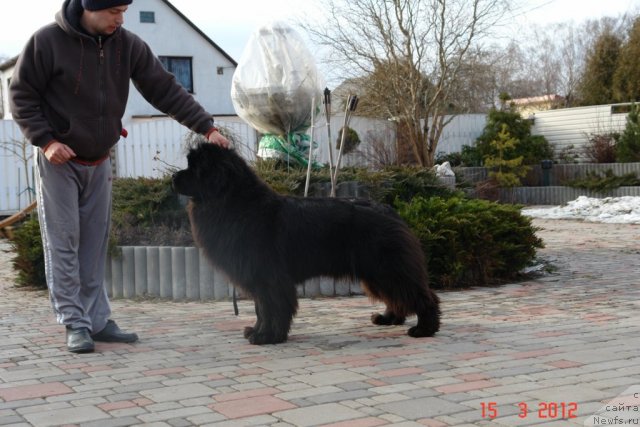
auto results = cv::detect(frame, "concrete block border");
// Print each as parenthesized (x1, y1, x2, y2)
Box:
(105, 246, 363, 301)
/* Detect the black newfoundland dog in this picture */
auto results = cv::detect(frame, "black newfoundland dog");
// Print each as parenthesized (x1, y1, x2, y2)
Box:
(172, 143, 440, 344)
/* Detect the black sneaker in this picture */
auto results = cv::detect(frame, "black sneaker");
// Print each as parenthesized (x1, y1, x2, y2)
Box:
(92, 320, 138, 343)
(66, 327, 95, 353)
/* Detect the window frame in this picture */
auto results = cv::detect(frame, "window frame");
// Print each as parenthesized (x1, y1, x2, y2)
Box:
(159, 56, 194, 93)
(139, 11, 155, 23)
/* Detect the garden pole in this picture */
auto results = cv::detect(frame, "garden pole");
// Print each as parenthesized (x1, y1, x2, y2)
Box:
(324, 88, 337, 195)
(331, 94, 358, 197)
(304, 96, 316, 197)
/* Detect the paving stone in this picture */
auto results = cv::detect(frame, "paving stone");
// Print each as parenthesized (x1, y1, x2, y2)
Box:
(292, 370, 369, 387)
(212, 395, 297, 419)
(377, 397, 472, 419)
(81, 417, 142, 427)
(307, 389, 375, 404)
(139, 384, 216, 403)
(0, 219, 639, 426)
(276, 385, 343, 400)
(0, 382, 73, 401)
(137, 406, 212, 423)
(274, 402, 366, 426)
(23, 405, 110, 426)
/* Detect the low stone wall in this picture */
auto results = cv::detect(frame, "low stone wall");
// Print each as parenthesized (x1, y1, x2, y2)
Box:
(457, 162, 640, 187)
(105, 246, 363, 301)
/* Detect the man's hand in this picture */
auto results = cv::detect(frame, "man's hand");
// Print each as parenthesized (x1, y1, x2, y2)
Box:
(207, 128, 231, 148)
(44, 141, 76, 165)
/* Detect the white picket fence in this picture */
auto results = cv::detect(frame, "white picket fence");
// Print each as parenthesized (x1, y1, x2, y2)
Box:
(0, 120, 34, 215)
(1, 115, 396, 214)
(115, 117, 259, 178)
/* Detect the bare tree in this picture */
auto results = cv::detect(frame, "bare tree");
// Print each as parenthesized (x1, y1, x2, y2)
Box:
(303, 0, 510, 167)
(1, 138, 35, 205)
(516, 15, 633, 105)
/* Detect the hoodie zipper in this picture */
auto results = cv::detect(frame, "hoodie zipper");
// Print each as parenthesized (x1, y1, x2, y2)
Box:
(98, 36, 106, 139)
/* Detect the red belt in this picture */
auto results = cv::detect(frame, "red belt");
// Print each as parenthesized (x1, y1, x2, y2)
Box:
(71, 154, 110, 166)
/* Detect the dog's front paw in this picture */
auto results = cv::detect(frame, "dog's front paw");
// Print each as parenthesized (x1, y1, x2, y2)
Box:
(371, 312, 405, 326)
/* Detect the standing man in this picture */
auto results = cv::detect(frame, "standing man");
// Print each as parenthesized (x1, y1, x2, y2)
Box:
(10, 0, 230, 353)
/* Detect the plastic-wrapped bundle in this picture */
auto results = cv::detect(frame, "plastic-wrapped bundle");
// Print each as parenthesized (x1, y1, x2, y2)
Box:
(231, 21, 323, 138)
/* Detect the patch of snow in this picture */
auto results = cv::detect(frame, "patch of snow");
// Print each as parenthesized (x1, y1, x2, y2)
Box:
(522, 196, 640, 224)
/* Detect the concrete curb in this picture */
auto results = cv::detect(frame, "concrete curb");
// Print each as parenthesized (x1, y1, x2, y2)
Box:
(105, 246, 363, 301)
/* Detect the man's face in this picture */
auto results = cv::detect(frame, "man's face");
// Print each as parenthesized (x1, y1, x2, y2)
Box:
(82, 6, 128, 36)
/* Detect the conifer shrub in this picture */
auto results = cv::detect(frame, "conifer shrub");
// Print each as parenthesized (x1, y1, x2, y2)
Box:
(110, 176, 192, 246)
(615, 104, 640, 162)
(566, 170, 640, 191)
(396, 196, 543, 289)
(483, 124, 530, 187)
(10, 215, 46, 289)
(9, 166, 543, 291)
(336, 126, 361, 154)
(475, 108, 554, 165)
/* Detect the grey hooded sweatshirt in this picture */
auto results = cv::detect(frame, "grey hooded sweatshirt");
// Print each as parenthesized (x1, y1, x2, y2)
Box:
(10, 0, 215, 162)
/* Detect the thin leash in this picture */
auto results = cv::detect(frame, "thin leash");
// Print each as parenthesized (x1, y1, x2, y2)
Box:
(233, 287, 239, 315)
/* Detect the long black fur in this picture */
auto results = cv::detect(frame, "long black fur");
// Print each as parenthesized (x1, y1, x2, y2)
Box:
(172, 143, 440, 344)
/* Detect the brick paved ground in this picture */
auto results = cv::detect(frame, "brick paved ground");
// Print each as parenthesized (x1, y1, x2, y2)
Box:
(0, 218, 639, 427)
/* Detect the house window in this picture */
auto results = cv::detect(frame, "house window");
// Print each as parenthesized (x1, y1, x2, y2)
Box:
(159, 56, 193, 93)
(140, 11, 155, 23)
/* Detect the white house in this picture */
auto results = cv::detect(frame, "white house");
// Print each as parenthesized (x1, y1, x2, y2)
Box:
(0, 0, 237, 127)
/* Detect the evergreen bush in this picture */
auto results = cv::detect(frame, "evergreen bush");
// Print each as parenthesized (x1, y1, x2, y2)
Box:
(10, 215, 46, 289)
(475, 108, 554, 165)
(396, 196, 543, 289)
(615, 104, 640, 162)
(483, 124, 530, 187)
(336, 126, 361, 154)
(9, 164, 543, 291)
(566, 170, 640, 191)
(435, 145, 483, 167)
(110, 176, 192, 246)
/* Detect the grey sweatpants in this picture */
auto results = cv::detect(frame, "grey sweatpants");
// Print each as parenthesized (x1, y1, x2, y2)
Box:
(35, 149, 112, 333)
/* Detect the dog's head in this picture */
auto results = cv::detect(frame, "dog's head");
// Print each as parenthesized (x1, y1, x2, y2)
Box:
(172, 143, 250, 200)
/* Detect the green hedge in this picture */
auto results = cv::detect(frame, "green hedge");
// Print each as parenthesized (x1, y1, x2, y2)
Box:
(9, 167, 543, 291)
(11, 215, 46, 288)
(111, 176, 192, 247)
(566, 170, 640, 192)
(396, 196, 543, 289)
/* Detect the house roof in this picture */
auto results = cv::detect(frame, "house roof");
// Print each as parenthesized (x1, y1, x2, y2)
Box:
(511, 94, 565, 105)
(0, 56, 18, 72)
(160, 0, 237, 66)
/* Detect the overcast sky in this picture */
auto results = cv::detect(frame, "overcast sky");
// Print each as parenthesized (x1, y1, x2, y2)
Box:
(0, 0, 637, 63)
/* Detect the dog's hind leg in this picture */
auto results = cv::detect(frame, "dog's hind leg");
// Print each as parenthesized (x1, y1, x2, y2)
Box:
(363, 279, 440, 338)
(361, 280, 407, 326)
(371, 310, 406, 326)
(408, 288, 441, 338)
(244, 285, 298, 345)
(244, 300, 264, 340)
